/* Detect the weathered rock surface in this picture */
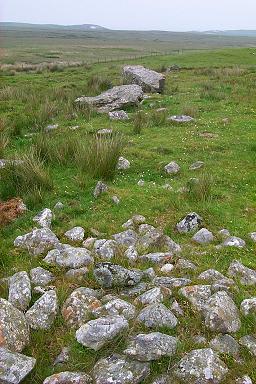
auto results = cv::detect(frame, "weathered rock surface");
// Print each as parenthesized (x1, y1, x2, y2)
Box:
(96, 298, 136, 320)
(30, 267, 55, 286)
(210, 334, 240, 357)
(137, 303, 178, 329)
(153, 276, 191, 288)
(236, 376, 253, 384)
(192, 228, 214, 244)
(239, 335, 256, 356)
(113, 229, 138, 247)
(168, 115, 194, 123)
(0, 298, 30, 352)
(25, 290, 58, 330)
(179, 285, 212, 312)
(64, 226, 85, 242)
(0, 347, 36, 384)
(93, 181, 108, 198)
(240, 298, 256, 315)
(117, 157, 130, 170)
(94, 239, 118, 260)
(43, 371, 92, 384)
(135, 287, 166, 305)
(123, 65, 165, 93)
(222, 236, 246, 248)
(124, 332, 178, 361)
(53, 347, 70, 366)
(189, 161, 204, 170)
(164, 161, 180, 175)
(204, 291, 241, 333)
(33, 208, 53, 228)
(109, 110, 129, 120)
(75, 85, 144, 113)
(92, 354, 150, 384)
(62, 287, 101, 328)
(65, 267, 88, 281)
(8, 271, 31, 311)
(174, 348, 228, 383)
(176, 212, 202, 233)
(228, 260, 256, 286)
(14, 228, 59, 256)
(175, 258, 197, 271)
(76, 315, 128, 350)
(44, 247, 93, 268)
(94, 262, 142, 288)
(140, 252, 172, 264)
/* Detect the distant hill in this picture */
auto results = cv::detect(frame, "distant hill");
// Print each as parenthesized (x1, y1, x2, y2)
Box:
(0, 22, 108, 31)
(204, 30, 256, 37)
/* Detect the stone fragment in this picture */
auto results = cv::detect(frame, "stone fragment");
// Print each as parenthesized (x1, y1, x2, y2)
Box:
(44, 247, 93, 268)
(64, 226, 85, 242)
(54, 201, 64, 210)
(33, 208, 53, 228)
(198, 269, 226, 283)
(189, 161, 204, 170)
(94, 262, 142, 288)
(210, 334, 240, 357)
(0, 298, 30, 352)
(174, 348, 228, 383)
(14, 228, 59, 256)
(176, 212, 202, 233)
(168, 115, 194, 123)
(249, 232, 256, 242)
(240, 298, 256, 315)
(179, 285, 212, 312)
(123, 65, 165, 93)
(96, 298, 136, 320)
(137, 303, 178, 329)
(192, 228, 214, 244)
(160, 263, 174, 274)
(76, 315, 128, 350)
(0, 347, 36, 384)
(25, 290, 58, 330)
(154, 276, 191, 288)
(109, 110, 129, 120)
(94, 239, 118, 260)
(117, 157, 130, 170)
(175, 258, 197, 271)
(92, 354, 150, 384)
(124, 332, 178, 361)
(112, 196, 120, 205)
(65, 267, 88, 281)
(222, 236, 246, 248)
(218, 229, 230, 238)
(93, 181, 108, 198)
(30, 267, 55, 286)
(228, 260, 256, 286)
(135, 287, 165, 305)
(164, 161, 180, 175)
(8, 271, 31, 311)
(239, 335, 256, 356)
(113, 229, 138, 247)
(170, 300, 184, 316)
(43, 371, 92, 384)
(124, 246, 138, 262)
(53, 347, 70, 366)
(140, 252, 172, 264)
(236, 376, 253, 384)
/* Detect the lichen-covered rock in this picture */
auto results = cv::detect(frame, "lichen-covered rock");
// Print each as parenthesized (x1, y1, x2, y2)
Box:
(124, 246, 138, 262)
(210, 334, 240, 357)
(93, 181, 108, 198)
(189, 161, 204, 170)
(236, 375, 253, 384)
(109, 110, 129, 120)
(239, 335, 256, 356)
(160, 263, 174, 274)
(192, 228, 214, 244)
(150, 375, 171, 384)
(204, 291, 241, 333)
(175, 258, 197, 271)
(8, 271, 31, 311)
(95, 298, 136, 320)
(138, 225, 164, 249)
(228, 260, 256, 286)
(117, 157, 130, 170)
(164, 161, 180, 175)
(0, 298, 30, 352)
(153, 276, 191, 288)
(0, 347, 36, 384)
(44, 247, 93, 268)
(180, 284, 212, 312)
(94, 239, 118, 260)
(14, 228, 59, 256)
(137, 303, 178, 329)
(75, 85, 144, 113)
(168, 115, 194, 123)
(124, 332, 178, 361)
(135, 287, 167, 306)
(123, 65, 165, 93)
(65, 267, 88, 281)
(33, 208, 53, 228)
(43, 371, 92, 384)
(76, 315, 129, 350)
(174, 348, 228, 383)
(30, 267, 55, 286)
(198, 269, 226, 283)
(25, 290, 58, 330)
(176, 212, 202, 233)
(113, 229, 138, 247)
(94, 262, 142, 288)
(222, 236, 246, 248)
(92, 354, 150, 384)
(62, 287, 101, 328)
(140, 252, 172, 264)
(249, 232, 256, 242)
(64, 226, 85, 242)
(240, 298, 256, 315)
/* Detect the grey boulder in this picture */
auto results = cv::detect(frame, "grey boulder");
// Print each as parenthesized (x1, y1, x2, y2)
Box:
(222, 236, 245, 248)
(43, 371, 92, 384)
(210, 334, 240, 357)
(123, 65, 165, 93)
(64, 226, 85, 242)
(75, 85, 144, 113)
(44, 247, 93, 268)
(176, 212, 202, 233)
(117, 157, 130, 170)
(228, 260, 256, 286)
(25, 290, 58, 330)
(8, 271, 31, 312)
(179, 285, 212, 312)
(33, 208, 53, 228)
(0, 347, 36, 384)
(137, 303, 178, 329)
(192, 228, 214, 244)
(109, 110, 129, 120)
(30, 267, 55, 286)
(14, 228, 59, 256)
(239, 335, 256, 356)
(94, 262, 142, 288)
(93, 181, 108, 198)
(240, 298, 256, 315)
(168, 115, 194, 123)
(164, 161, 180, 175)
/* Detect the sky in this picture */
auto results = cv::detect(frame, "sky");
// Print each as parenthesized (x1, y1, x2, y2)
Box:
(2, 0, 256, 31)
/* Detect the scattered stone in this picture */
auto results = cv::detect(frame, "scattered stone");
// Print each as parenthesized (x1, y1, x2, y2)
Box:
(64, 226, 84, 242)
(150, 375, 171, 384)
(193, 335, 207, 345)
(179, 285, 212, 312)
(94, 239, 118, 260)
(174, 348, 228, 383)
(92, 354, 150, 384)
(117, 156, 130, 170)
(135, 287, 165, 305)
(33, 285, 56, 295)
(0, 298, 30, 352)
(168, 115, 194, 123)
(249, 232, 256, 242)
(83, 237, 96, 249)
(218, 229, 230, 238)
(137, 303, 178, 329)
(97, 128, 113, 135)
(45, 124, 59, 132)
(62, 287, 101, 328)
(164, 161, 180, 175)
(204, 291, 241, 333)
(75, 85, 144, 113)
(137, 179, 145, 186)
(138, 225, 164, 249)
(176, 212, 202, 233)
(109, 110, 129, 120)
(121, 282, 148, 298)
(239, 335, 256, 356)
(113, 229, 138, 247)
(140, 252, 172, 264)
(210, 334, 240, 357)
(25, 290, 58, 330)
(14, 228, 59, 256)
(222, 236, 246, 248)
(228, 260, 256, 286)
(143, 267, 156, 280)
(96, 298, 136, 320)
(43, 372, 92, 384)
(198, 269, 226, 283)
(112, 195, 120, 204)
(192, 228, 214, 244)
(30, 267, 55, 286)
(124, 332, 178, 361)
(54, 201, 64, 210)
(8, 271, 31, 312)
(154, 276, 191, 288)
(44, 247, 93, 268)
(53, 347, 70, 366)
(123, 65, 165, 93)
(65, 267, 88, 281)
(93, 181, 108, 198)
(0, 347, 36, 384)
(175, 258, 197, 271)
(170, 300, 184, 316)
(163, 235, 182, 253)
(160, 263, 174, 274)
(94, 262, 142, 288)
(76, 315, 128, 350)
(189, 161, 204, 170)
(236, 376, 253, 384)
(33, 208, 53, 228)
(240, 298, 256, 315)
(124, 246, 138, 262)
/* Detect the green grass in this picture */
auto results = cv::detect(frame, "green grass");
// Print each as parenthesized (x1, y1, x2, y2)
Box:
(0, 47, 256, 383)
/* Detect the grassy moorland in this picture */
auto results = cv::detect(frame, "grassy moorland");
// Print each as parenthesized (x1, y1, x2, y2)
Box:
(0, 47, 256, 382)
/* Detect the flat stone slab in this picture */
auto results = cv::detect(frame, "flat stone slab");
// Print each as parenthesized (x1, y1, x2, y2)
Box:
(123, 65, 165, 93)
(43, 371, 92, 384)
(0, 347, 36, 384)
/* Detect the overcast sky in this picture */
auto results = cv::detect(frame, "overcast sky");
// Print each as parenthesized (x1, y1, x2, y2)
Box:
(2, 0, 256, 31)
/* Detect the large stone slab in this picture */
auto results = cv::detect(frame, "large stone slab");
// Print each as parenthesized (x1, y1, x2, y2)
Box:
(123, 65, 165, 93)
(14, 228, 59, 256)
(0, 347, 36, 384)
(43, 371, 92, 384)
(8, 271, 31, 311)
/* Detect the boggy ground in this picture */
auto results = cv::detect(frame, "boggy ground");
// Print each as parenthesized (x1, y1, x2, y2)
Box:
(0, 47, 256, 383)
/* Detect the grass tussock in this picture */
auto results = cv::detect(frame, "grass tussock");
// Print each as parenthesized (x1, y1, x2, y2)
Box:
(182, 105, 199, 118)
(186, 173, 214, 202)
(0, 132, 9, 158)
(86, 75, 112, 95)
(133, 110, 149, 134)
